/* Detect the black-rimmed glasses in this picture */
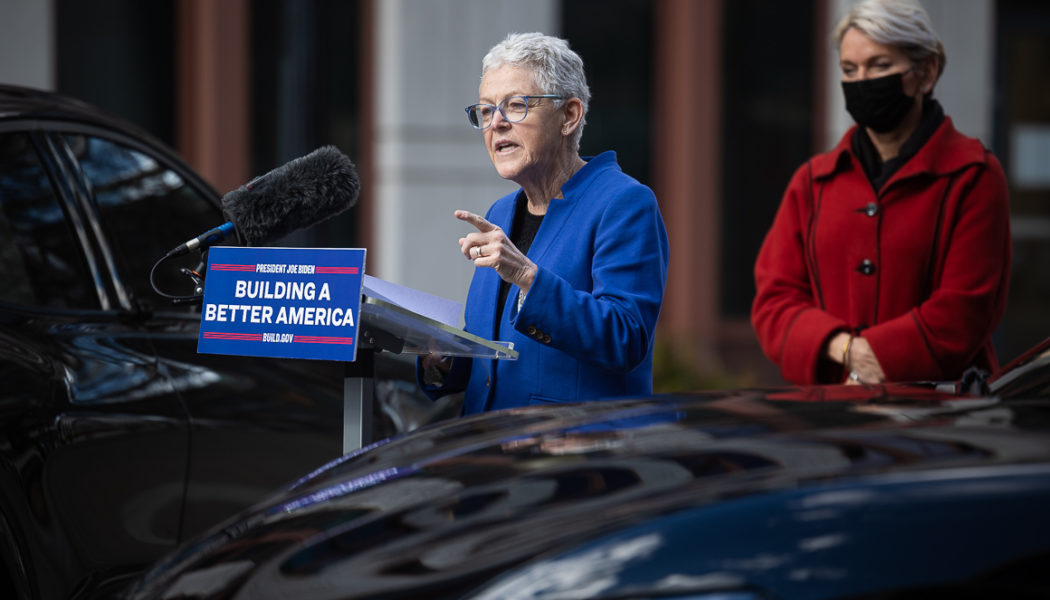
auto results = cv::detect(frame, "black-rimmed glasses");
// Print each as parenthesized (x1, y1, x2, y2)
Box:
(464, 95, 564, 130)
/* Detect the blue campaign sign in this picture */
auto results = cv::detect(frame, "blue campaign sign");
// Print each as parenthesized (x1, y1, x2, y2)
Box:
(197, 247, 366, 361)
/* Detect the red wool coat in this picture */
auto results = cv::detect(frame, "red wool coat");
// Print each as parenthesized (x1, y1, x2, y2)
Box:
(752, 117, 1011, 385)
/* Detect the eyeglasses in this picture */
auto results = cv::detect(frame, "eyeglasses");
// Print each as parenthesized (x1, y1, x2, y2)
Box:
(464, 95, 564, 130)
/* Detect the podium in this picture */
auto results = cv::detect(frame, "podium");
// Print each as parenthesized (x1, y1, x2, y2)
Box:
(183, 245, 512, 455)
(344, 292, 518, 454)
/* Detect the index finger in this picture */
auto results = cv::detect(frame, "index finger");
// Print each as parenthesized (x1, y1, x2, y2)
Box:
(455, 210, 498, 233)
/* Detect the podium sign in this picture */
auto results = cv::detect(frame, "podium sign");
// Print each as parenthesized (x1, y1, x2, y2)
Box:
(198, 246, 365, 362)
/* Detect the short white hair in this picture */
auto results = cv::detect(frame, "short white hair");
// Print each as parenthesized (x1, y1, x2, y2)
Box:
(481, 32, 590, 151)
(834, 0, 946, 83)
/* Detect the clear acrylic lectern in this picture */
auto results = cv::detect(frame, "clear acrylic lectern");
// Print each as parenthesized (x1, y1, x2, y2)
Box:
(344, 290, 518, 454)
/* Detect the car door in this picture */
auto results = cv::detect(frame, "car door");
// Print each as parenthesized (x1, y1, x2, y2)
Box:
(58, 129, 345, 540)
(0, 126, 191, 598)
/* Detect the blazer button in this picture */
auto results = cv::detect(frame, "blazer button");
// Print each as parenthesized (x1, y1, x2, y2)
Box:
(864, 202, 878, 217)
(485, 377, 490, 388)
(526, 325, 537, 336)
(541, 334, 552, 344)
(858, 259, 876, 276)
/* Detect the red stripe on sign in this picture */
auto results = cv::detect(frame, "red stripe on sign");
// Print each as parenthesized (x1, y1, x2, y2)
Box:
(211, 264, 257, 271)
(294, 336, 354, 345)
(315, 267, 359, 274)
(202, 332, 263, 341)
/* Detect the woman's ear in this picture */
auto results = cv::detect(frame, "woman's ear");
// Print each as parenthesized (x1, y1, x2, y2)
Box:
(561, 97, 584, 135)
(919, 57, 940, 94)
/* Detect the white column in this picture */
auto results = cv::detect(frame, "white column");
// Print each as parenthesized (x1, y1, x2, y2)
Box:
(922, 0, 995, 144)
(822, 0, 995, 150)
(373, 0, 557, 313)
(0, 0, 54, 90)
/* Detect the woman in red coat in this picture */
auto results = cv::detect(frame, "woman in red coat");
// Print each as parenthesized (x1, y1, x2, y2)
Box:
(752, 0, 1011, 385)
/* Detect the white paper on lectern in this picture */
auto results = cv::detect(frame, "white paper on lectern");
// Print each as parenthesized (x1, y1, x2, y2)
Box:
(362, 275, 463, 328)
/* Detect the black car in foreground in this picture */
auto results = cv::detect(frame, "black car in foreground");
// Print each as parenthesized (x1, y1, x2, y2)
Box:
(126, 340, 1050, 599)
(0, 84, 353, 599)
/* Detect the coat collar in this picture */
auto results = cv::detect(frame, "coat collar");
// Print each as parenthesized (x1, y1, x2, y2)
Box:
(487, 151, 618, 228)
(562, 151, 618, 197)
(515, 151, 619, 265)
(812, 117, 987, 186)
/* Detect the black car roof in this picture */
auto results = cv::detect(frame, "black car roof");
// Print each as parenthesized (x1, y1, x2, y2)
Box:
(0, 83, 168, 146)
(1, 83, 117, 123)
(0, 83, 218, 197)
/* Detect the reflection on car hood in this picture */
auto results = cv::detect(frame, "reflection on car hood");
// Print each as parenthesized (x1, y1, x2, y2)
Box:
(127, 385, 1050, 599)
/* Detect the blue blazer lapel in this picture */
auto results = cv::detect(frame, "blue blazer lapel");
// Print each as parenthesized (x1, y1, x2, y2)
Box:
(470, 195, 518, 341)
(525, 193, 578, 268)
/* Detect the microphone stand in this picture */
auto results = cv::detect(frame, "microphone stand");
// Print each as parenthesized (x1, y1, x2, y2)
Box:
(174, 250, 209, 306)
(150, 247, 207, 306)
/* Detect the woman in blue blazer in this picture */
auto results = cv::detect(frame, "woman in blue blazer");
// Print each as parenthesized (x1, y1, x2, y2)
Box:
(419, 32, 669, 415)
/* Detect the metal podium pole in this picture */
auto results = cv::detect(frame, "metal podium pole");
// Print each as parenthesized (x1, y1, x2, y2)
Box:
(343, 349, 375, 454)
(340, 293, 518, 455)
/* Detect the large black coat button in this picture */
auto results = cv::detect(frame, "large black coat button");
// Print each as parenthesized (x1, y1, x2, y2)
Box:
(858, 259, 876, 275)
(864, 202, 878, 217)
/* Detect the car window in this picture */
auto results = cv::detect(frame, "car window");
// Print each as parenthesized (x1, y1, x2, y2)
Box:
(0, 132, 99, 309)
(67, 134, 222, 313)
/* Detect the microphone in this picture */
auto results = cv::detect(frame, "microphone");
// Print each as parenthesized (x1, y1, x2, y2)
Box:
(175, 222, 237, 255)
(167, 145, 360, 256)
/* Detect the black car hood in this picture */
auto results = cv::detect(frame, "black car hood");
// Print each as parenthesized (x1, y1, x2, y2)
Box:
(127, 385, 1050, 599)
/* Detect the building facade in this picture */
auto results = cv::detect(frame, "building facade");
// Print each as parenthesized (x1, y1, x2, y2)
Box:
(1, 0, 1043, 386)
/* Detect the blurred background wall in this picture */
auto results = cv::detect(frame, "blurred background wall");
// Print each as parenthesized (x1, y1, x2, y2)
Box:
(1, 0, 1047, 388)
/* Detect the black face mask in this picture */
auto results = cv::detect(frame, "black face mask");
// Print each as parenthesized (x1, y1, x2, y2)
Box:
(841, 72, 917, 133)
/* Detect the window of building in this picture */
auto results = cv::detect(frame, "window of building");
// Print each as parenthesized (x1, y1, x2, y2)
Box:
(562, 0, 654, 187)
(56, 0, 175, 145)
(721, 0, 815, 317)
(250, 0, 363, 249)
(996, 0, 1050, 361)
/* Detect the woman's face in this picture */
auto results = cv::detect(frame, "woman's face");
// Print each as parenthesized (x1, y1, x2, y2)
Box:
(478, 64, 566, 186)
(839, 27, 930, 95)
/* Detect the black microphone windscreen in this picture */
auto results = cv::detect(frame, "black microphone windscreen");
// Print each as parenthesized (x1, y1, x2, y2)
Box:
(220, 145, 360, 246)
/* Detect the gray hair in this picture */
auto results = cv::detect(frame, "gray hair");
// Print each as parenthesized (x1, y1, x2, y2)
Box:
(834, 0, 946, 85)
(481, 32, 591, 151)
